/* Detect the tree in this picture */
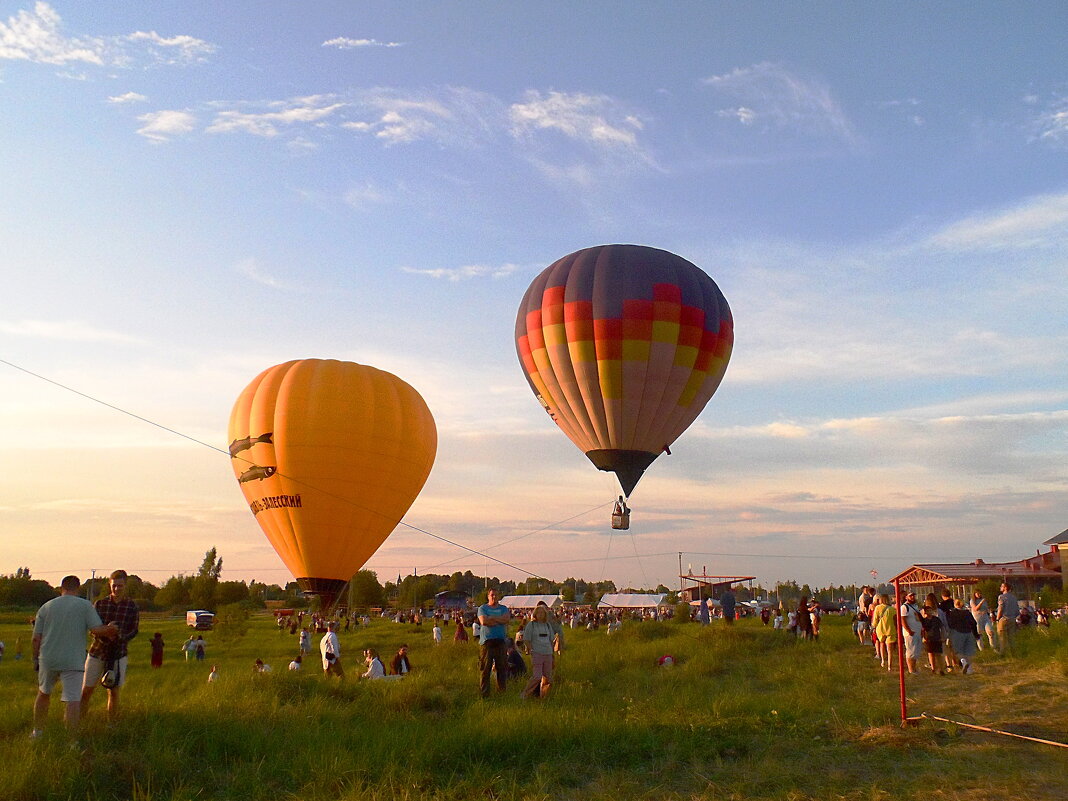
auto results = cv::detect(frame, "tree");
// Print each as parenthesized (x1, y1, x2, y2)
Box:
(216, 581, 251, 606)
(156, 576, 193, 611)
(214, 602, 250, 642)
(0, 575, 55, 607)
(350, 569, 385, 608)
(190, 547, 223, 609)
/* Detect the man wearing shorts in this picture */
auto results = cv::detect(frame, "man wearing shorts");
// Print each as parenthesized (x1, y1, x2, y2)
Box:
(899, 590, 923, 675)
(31, 575, 116, 736)
(81, 570, 139, 722)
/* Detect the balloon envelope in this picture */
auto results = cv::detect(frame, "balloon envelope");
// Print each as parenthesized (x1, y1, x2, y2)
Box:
(515, 244, 732, 495)
(228, 359, 437, 604)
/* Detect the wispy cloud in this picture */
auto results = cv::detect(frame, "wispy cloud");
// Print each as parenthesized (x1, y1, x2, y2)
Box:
(0, 319, 141, 343)
(136, 109, 195, 142)
(701, 61, 859, 148)
(0, 2, 105, 65)
(343, 87, 503, 147)
(509, 90, 645, 150)
(207, 96, 346, 138)
(122, 30, 215, 65)
(1033, 95, 1068, 147)
(401, 263, 520, 281)
(236, 258, 303, 291)
(322, 36, 402, 49)
(343, 182, 392, 209)
(926, 191, 1068, 251)
(0, 3, 214, 69)
(107, 91, 146, 104)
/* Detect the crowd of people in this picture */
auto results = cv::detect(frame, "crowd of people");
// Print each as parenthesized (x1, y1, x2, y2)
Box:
(846, 581, 1049, 676)
(25, 572, 1064, 738)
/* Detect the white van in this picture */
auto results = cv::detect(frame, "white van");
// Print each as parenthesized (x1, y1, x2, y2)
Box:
(186, 610, 214, 630)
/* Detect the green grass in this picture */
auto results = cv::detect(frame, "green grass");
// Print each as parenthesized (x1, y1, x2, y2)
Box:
(1, 611, 1066, 800)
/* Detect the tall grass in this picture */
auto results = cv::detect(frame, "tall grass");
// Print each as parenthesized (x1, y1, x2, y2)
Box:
(1, 611, 1066, 800)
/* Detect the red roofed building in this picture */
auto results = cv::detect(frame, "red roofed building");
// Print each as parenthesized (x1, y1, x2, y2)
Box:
(891, 529, 1066, 599)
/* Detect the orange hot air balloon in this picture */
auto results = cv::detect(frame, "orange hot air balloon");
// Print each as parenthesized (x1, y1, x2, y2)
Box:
(515, 244, 733, 498)
(228, 359, 436, 609)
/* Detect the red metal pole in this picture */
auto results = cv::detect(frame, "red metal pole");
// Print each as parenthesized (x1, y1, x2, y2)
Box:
(894, 578, 907, 725)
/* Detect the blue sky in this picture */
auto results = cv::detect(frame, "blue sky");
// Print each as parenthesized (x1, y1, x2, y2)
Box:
(2, 2, 1067, 593)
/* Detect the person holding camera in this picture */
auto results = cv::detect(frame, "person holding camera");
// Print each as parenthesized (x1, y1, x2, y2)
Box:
(81, 570, 139, 723)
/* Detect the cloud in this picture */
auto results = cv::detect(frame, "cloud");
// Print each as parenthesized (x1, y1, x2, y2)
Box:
(342, 87, 504, 147)
(0, 319, 141, 343)
(235, 258, 302, 291)
(107, 91, 146, 104)
(401, 263, 520, 281)
(207, 96, 346, 137)
(136, 109, 195, 142)
(701, 61, 859, 148)
(343, 182, 391, 209)
(0, 3, 214, 70)
(123, 30, 215, 65)
(0, 2, 105, 65)
(926, 191, 1068, 251)
(322, 37, 402, 49)
(509, 90, 644, 150)
(1033, 96, 1068, 146)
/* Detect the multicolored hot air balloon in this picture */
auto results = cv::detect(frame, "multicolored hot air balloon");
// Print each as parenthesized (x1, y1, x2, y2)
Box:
(228, 359, 437, 610)
(515, 244, 733, 498)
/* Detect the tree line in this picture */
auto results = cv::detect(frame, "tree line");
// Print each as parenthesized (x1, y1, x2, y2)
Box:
(4, 550, 1063, 611)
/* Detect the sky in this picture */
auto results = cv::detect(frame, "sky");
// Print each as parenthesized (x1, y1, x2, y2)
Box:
(2, 2, 1067, 595)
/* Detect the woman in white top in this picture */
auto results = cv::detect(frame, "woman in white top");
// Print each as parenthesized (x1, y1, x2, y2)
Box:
(361, 648, 385, 680)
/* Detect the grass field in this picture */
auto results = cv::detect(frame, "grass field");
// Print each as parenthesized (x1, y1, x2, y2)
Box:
(1, 610, 1066, 801)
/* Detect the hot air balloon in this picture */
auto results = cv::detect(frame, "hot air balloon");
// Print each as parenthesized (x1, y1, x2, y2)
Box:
(515, 244, 732, 509)
(228, 359, 437, 610)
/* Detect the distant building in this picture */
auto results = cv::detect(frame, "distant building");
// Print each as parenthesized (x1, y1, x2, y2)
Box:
(893, 529, 1065, 599)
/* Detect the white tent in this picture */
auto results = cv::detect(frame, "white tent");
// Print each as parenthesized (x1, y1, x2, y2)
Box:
(498, 594, 562, 610)
(598, 593, 668, 610)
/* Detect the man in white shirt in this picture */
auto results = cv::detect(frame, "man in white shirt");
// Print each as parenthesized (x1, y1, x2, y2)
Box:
(899, 590, 922, 675)
(320, 621, 343, 678)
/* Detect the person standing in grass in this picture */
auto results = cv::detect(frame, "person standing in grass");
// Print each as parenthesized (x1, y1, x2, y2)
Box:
(795, 597, 812, 640)
(899, 591, 922, 675)
(477, 588, 511, 697)
(996, 582, 1019, 655)
(936, 590, 960, 673)
(720, 586, 736, 625)
(81, 569, 139, 723)
(149, 633, 165, 668)
(299, 627, 312, 655)
(520, 601, 563, 699)
(31, 575, 116, 737)
(947, 599, 979, 674)
(320, 620, 344, 678)
(454, 618, 469, 643)
(182, 635, 196, 661)
(920, 605, 945, 674)
(873, 594, 897, 671)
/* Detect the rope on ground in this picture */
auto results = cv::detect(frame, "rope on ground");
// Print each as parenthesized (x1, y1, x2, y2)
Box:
(919, 713, 1068, 749)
